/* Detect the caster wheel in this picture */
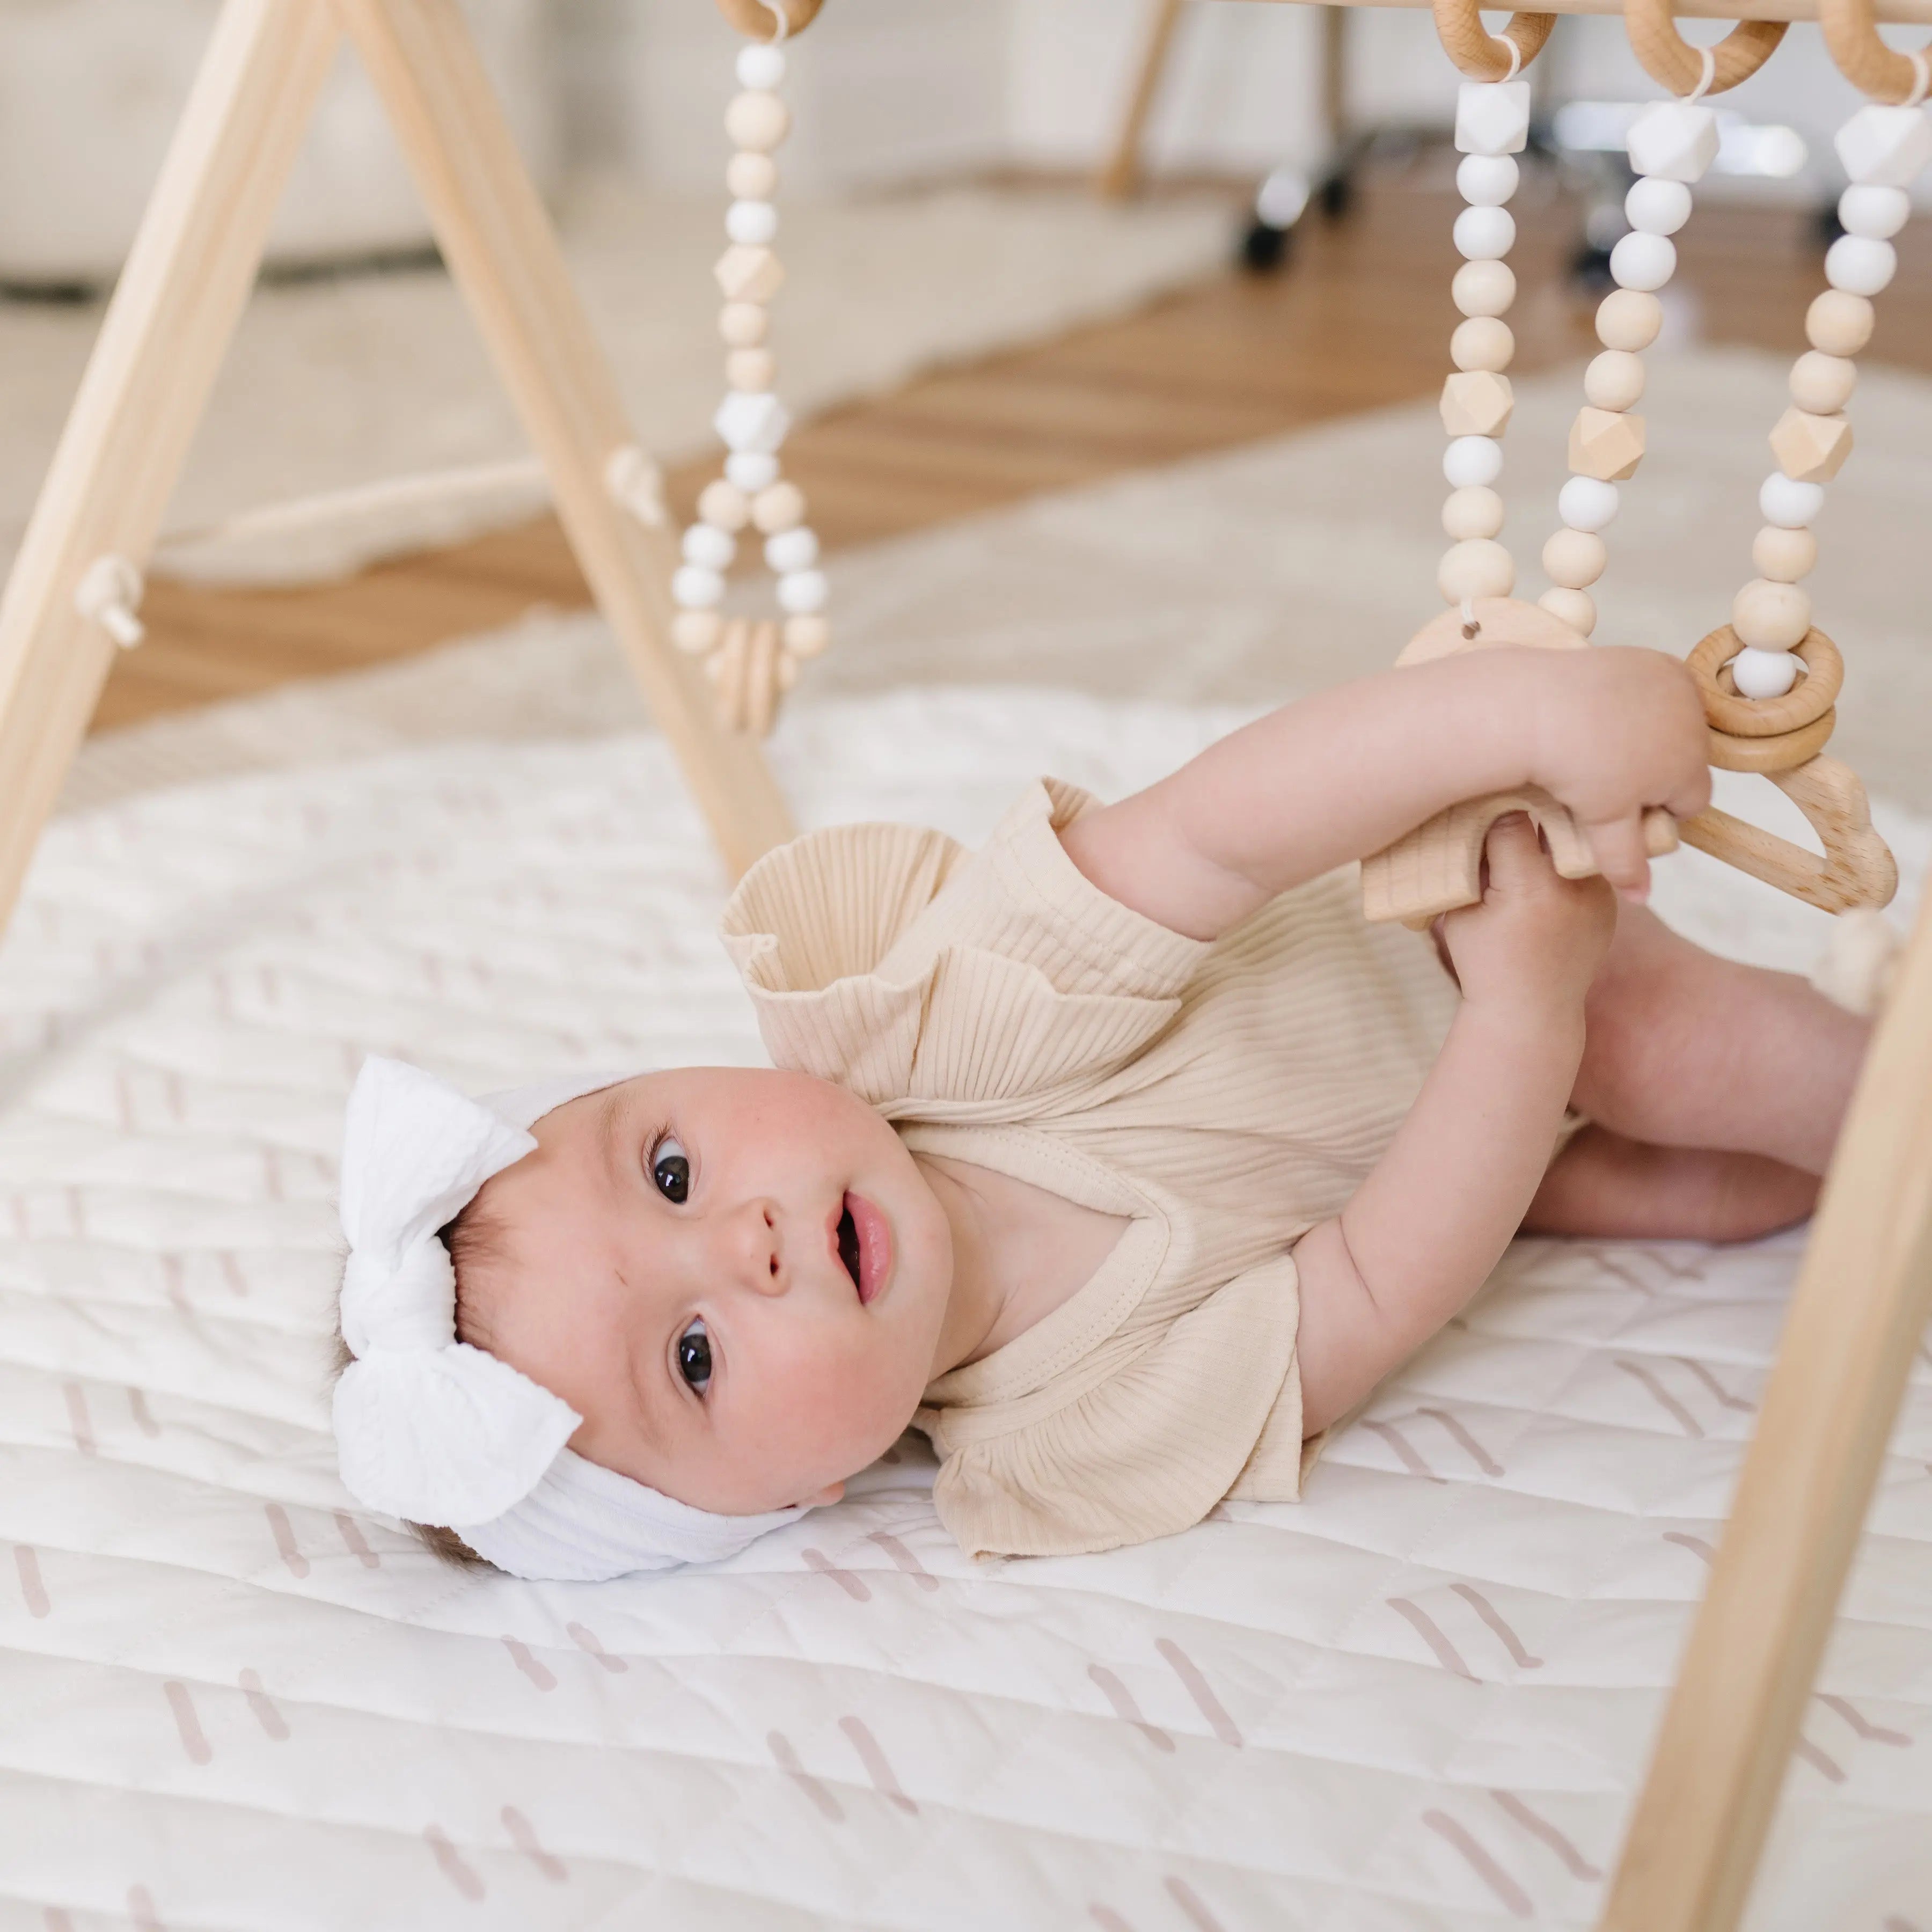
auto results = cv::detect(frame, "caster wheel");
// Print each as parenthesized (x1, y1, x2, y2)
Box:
(1568, 241, 1615, 291)
(1319, 171, 1355, 221)
(1813, 201, 1846, 251)
(1240, 217, 1293, 274)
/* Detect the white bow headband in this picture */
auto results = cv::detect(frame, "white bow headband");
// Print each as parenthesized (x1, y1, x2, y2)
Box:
(331, 1056, 808, 1580)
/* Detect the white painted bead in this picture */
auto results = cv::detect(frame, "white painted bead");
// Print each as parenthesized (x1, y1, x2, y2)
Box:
(736, 43, 786, 90)
(672, 608, 722, 655)
(682, 523, 736, 569)
(671, 564, 725, 609)
(1539, 586, 1597, 636)
(726, 151, 778, 201)
(719, 301, 768, 347)
(1596, 289, 1664, 353)
(1456, 153, 1519, 206)
(1626, 99, 1719, 184)
(765, 526, 819, 572)
(724, 90, 790, 152)
(1583, 349, 1645, 412)
(1438, 538, 1515, 602)
(752, 480, 807, 532)
(697, 478, 750, 531)
(1451, 317, 1514, 372)
(1839, 183, 1911, 240)
(1609, 231, 1676, 293)
(1789, 350, 1857, 416)
(777, 567, 829, 614)
(1625, 175, 1693, 236)
(1730, 646, 1802, 699)
(726, 451, 780, 493)
(1731, 577, 1812, 651)
(725, 199, 778, 246)
(1557, 475, 1620, 532)
(1835, 102, 1932, 188)
(1442, 485, 1505, 540)
(714, 389, 792, 455)
(1806, 290, 1875, 358)
(1454, 204, 1516, 261)
(1759, 472, 1824, 527)
(1454, 78, 1532, 157)
(1452, 259, 1516, 318)
(1752, 523, 1818, 583)
(1443, 435, 1504, 488)
(1543, 526, 1608, 589)
(1825, 235, 1896, 297)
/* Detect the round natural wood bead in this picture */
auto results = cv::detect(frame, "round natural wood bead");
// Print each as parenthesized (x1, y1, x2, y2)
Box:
(726, 347, 776, 392)
(1806, 289, 1874, 357)
(1438, 538, 1515, 603)
(1731, 576, 1812, 651)
(1450, 317, 1514, 372)
(1751, 523, 1818, 583)
(1539, 586, 1597, 636)
(726, 151, 778, 200)
(784, 613, 830, 657)
(751, 480, 806, 532)
(724, 90, 791, 152)
(1543, 527, 1607, 589)
(1442, 485, 1505, 540)
(720, 301, 768, 347)
(672, 609, 722, 654)
(697, 478, 750, 531)
(1583, 350, 1645, 412)
(1452, 259, 1516, 319)
(1595, 288, 1663, 353)
(1789, 350, 1857, 415)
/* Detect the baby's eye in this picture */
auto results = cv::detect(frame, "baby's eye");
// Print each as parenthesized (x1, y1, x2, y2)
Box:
(676, 1318, 712, 1395)
(652, 1135, 691, 1204)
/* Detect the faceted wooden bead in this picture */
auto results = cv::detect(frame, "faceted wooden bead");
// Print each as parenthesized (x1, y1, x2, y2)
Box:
(1569, 407, 1646, 481)
(724, 90, 791, 152)
(697, 478, 750, 531)
(1543, 527, 1607, 589)
(1452, 259, 1516, 318)
(726, 347, 776, 392)
(783, 613, 830, 657)
(1441, 485, 1505, 540)
(1539, 586, 1597, 636)
(1789, 350, 1857, 416)
(1439, 370, 1514, 437)
(672, 609, 722, 654)
(752, 480, 807, 532)
(1583, 350, 1645, 412)
(719, 301, 768, 347)
(1596, 288, 1663, 353)
(1769, 406, 1854, 484)
(715, 244, 785, 303)
(726, 151, 778, 200)
(1438, 538, 1515, 603)
(1731, 577, 1812, 651)
(1806, 289, 1875, 358)
(1451, 317, 1514, 372)
(1751, 523, 1818, 583)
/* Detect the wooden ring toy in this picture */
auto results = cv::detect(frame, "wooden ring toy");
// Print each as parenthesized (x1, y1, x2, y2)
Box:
(1431, 0, 1555, 80)
(1821, 0, 1932, 105)
(1687, 624, 1843, 737)
(1706, 708, 1836, 774)
(1680, 755, 1898, 912)
(714, 0, 823, 39)
(1622, 0, 1788, 96)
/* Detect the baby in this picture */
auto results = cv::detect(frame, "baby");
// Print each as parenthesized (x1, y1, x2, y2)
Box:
(331, 642, 1869, 1578)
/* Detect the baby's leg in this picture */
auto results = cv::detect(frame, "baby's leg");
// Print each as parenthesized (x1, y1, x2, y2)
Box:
(1524, 1125, 1818, 1240)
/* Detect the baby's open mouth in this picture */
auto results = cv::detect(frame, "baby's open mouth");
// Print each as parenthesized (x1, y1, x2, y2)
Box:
(837, 1202, 862, 1294)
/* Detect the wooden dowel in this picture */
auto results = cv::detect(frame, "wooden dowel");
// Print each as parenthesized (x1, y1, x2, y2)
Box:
(1097, 0, 1188, 200)
(1237, 0, 1932, 21)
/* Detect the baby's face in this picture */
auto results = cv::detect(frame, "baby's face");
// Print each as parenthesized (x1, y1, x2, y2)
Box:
(464, 1067, 953, 1516)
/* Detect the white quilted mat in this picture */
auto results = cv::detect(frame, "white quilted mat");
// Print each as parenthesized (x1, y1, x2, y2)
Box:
(5, 686, 1930, 1932)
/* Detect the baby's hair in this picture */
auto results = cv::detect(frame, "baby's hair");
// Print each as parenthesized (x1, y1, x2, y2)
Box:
(329, 1194, 513, 1574)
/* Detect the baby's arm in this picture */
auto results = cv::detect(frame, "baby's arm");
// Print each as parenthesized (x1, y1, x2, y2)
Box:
(1294, 815, 1616, 1435)
(1059, 645, 1709, 940)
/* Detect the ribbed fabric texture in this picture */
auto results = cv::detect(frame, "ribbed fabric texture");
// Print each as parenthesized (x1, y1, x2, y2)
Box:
(720, 779, 1461, 1561)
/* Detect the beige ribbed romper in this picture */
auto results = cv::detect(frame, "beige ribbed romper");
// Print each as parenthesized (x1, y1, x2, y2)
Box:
(720, 778, 1463, 1562)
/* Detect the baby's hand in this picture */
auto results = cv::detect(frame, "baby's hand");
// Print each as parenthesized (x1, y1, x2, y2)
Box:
(1437, 813, 1616, 1017)
(1529, 646, 1710, 901)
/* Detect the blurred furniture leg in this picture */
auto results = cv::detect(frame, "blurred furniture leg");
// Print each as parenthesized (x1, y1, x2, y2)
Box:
(1098, 0, 1187, 199)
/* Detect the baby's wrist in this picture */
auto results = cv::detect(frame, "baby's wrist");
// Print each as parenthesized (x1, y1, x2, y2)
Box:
(1455, 983, 1588, 1059)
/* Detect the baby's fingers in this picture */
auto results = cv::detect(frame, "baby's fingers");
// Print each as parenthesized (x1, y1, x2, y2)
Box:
(1482, 811, 1549, 893)
(1584, 814, 1653, 902)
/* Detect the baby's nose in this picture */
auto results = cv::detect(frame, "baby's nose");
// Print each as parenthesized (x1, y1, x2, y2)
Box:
(724, 1200, 786, 1296)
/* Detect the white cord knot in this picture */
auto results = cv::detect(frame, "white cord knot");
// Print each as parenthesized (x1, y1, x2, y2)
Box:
(604, 444, 667, 529)
(1906, 47, 1931, 111)
(1492, 33, 1523, 82)
(75, 553, 145, 649)
(1687, 46, 1717, 104)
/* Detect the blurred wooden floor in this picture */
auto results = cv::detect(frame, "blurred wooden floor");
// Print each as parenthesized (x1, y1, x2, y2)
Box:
(93, 172, 1932, 733)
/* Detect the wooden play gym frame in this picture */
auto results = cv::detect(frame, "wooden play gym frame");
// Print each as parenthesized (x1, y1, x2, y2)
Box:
(0, 0, 1926, 1925)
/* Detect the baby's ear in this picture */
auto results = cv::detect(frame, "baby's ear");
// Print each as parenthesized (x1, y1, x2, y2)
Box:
(801, 1481, 845, 1507)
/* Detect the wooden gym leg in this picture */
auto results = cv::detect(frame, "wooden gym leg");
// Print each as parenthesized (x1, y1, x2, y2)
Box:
(1097, 0, 1187, 199)
(0, 0, 343, 934)
(1601, 872, 1932, 1930)
(336, 0, 793, 880)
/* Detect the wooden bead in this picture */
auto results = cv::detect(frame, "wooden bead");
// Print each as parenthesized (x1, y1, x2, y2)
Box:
(714, 244, 785, 303)
(1452, 259, 1516, 318)
(1538, 586, 1597, 637)
(1450, 317, 1514, 372)
(1731, 577, 1812, 651)
(1751, 523, 1817, 583)
(783, 613, 830, 657)
(697, 478, 750, 531)
(726, 347, 776, 392)
(1583, 350, 1645, 412)
(1568, 407, 1646, 481)
(724, 90, 791, 152)
(1769, 406, 1854, 484)
(1543, 527, 1607, 589)
(672, 609, 722, 654)
(726, 151, 778, 200)
(1596, 289, 1663, 353)
(752, 480, 806, 532)
(1806, 289, 1875, 358)
(1442, 486, 1505, 540)
(719, 301, 768, 347)
(1789, 350, 1857, 415)
(1437, 538, 1515, 603)
(1439, 370, 1514, 437)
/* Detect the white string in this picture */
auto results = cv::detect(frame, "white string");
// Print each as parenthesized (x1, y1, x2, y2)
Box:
(757, 0, 791, 45)
(1907, 47, 1931, 110)
(1687, 46, 1717, 103)
(1491, 33, 1523, 82)
(1460, 595, 1481, 637)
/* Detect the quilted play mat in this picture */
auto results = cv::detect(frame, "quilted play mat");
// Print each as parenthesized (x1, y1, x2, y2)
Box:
(4, 686, 1929, 1930)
